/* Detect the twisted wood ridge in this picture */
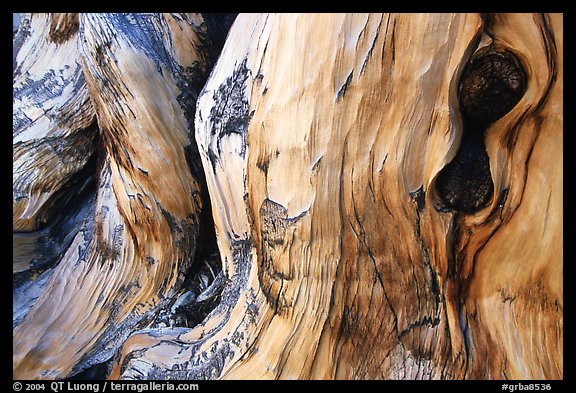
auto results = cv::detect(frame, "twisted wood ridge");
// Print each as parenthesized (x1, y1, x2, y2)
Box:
(13, 13, 562, 380)
(13, 13, 228, 379)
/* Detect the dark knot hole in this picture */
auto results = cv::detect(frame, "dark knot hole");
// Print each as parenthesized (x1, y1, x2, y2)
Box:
(436, 45, 527, 214)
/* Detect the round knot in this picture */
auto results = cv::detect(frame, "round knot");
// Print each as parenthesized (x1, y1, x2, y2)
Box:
(458, 46, 527, 127)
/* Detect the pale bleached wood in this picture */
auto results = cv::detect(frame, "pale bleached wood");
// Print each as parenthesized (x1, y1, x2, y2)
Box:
(12, 13, 98, 345)
(13, 13, 218, 379)
(13, 13, 97, 234)
(113, 13, 562, 380)
(14, 12, 562, 380)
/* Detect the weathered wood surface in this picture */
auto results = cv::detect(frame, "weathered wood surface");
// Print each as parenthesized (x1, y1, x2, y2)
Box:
(13, 13, 562, 380)
(13, 13, 233, 379)
(111, 13, 562, 379)
(13, 13, 97, 234)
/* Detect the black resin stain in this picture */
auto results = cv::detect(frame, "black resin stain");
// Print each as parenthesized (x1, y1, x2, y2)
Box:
(436, 45, 527, 214)
(336, 71, 353, 101)
(207, 58, 250, 169)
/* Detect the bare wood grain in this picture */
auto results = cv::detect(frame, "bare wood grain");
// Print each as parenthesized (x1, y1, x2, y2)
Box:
(13, 12, 562, 380)
(13, 13, 213, 379)
(114, 13, 562, 380)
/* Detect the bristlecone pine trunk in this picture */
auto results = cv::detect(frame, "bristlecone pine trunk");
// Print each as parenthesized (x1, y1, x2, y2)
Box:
(13, 13, 562, 380)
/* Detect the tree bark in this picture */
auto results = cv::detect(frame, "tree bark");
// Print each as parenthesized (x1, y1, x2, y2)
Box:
(13, 13, 562, 380)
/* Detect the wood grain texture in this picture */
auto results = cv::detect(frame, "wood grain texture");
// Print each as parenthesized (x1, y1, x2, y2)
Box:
(13, 13, 97, 233)
(114, 13, 562, 380)
(13, 13, 99, 347)
(455, 13, 563, 379)
(13, 12, 561, 380)
(13, 13, 219, 379)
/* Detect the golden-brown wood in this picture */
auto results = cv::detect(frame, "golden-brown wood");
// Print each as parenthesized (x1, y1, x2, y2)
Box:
(13, 13, 216, 379)
(13, 13, 562, 380)
(111, 13, 562, 380)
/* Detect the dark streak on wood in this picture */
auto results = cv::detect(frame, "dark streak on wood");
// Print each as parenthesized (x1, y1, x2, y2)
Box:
(336, 71, 353, 102)
(532, 14, 558, 115)
(258, 198, 293, 314)
(360, 15, 383, 76)
(48, 14, 79, 44)
(208, 58, 250, 169)
(13, 181, 96, 327)
(141, 237, 253, 380)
